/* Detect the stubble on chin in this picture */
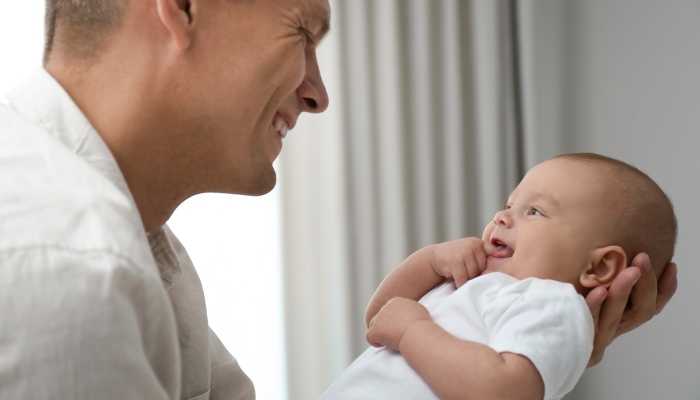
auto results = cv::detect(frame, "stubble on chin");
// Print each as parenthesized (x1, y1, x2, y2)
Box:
(237, 163, 277, 196)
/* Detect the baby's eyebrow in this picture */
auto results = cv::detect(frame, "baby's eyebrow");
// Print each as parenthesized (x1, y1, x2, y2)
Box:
(508, 191, 559, 208)
(530, 192, 559, 207)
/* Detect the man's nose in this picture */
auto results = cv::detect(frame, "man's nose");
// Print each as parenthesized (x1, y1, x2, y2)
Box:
(493, 209, 513, 228)
(297, 50, 329, 114)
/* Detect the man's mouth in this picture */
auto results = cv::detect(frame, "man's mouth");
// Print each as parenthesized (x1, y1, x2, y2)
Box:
(491, 239, 514, 258)
(273, 116, 289, 139)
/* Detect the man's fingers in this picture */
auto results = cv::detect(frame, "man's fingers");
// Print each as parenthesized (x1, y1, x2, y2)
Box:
(656, 262, 678, 314)
(600, 266, 640, 338)
(586, 286, 608, 368)
(586, 286, 608, 329)
(587, 254, 678, 368)
(587, 346, 605, 368)
(628, 252, 650, 271)
(586, 286, 609, 368)
(586, 267, 639, 368)
(617, 255, 657, 336)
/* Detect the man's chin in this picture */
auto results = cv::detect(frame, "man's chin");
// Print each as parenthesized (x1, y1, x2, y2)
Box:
(236, 167, 277, 196)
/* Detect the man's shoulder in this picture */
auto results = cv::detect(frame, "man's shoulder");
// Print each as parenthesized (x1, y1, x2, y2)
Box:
(0, 104, 152, 268)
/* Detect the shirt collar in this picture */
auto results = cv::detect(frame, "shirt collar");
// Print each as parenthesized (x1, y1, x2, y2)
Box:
(7, 68, 132, 198)
(7, 68, 182, 289)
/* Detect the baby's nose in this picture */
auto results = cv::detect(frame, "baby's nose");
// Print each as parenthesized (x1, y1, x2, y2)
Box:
(493, 210, 513, 227)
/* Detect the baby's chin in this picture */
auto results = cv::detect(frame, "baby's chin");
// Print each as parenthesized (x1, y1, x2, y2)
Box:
(481, 265, 500, 276)
(483, 255, 511, 275)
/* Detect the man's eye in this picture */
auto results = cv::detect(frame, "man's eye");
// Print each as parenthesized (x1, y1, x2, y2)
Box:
(301, 29, 316, 46)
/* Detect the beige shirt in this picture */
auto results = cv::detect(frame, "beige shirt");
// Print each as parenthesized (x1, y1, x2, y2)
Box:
(0, 68, 255, 400)
(149, 226, 255, 400)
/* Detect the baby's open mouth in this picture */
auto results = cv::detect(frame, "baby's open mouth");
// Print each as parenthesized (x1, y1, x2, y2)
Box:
(491, 240, 514, 258)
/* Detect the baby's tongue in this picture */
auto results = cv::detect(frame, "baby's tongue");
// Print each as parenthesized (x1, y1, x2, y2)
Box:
(492, 245, 514, 258)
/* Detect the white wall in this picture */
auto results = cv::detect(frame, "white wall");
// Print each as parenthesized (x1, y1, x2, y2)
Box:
(522, 1, 700, 398)
(168, 192, 287, 400)
(0, 2, 44, 102)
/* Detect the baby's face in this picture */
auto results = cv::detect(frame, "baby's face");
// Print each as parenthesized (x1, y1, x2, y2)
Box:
(481, 158, 616, 287)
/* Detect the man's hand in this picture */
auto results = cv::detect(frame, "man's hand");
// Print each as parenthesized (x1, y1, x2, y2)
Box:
(366, 297, 432, 351)
(432, 238, 491, 288)
(585, 253, 678, 367)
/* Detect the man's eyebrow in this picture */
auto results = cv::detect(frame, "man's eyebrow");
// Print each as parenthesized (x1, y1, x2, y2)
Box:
(312, 7, 331, 41)
(319, 19, 331, 39)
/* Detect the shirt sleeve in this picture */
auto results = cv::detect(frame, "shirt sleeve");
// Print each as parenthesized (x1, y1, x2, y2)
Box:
(482, 279, 594, 400)
(0, 247, 181, 400)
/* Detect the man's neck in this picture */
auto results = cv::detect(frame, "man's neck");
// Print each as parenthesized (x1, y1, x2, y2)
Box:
(45, 49, 192, 232)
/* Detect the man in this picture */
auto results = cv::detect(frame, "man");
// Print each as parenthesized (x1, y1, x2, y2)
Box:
(0, 0, 677, 399)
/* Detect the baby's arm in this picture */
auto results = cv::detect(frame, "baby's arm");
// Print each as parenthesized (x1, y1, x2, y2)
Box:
(366, 298, 544, 400)
(365, 238, 490, 327)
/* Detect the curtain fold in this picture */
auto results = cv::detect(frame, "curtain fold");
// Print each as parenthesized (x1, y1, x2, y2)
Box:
(280, 1, 698, 399)
(280, 1, 524, 398)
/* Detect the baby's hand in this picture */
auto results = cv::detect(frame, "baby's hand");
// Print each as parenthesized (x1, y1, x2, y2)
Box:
(366, 297, 432, 351)
(432, 238, 491, 288)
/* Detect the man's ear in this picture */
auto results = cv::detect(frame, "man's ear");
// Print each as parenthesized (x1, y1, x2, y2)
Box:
(580, 246, 627, 289)
(156, 0, 196, 50)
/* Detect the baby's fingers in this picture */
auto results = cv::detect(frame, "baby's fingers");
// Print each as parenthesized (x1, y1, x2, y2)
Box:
(451, 262, 470, 288)
(453, 255, 479, 288)
(466, 253, 483, 279)
(474, 246, 488, 273)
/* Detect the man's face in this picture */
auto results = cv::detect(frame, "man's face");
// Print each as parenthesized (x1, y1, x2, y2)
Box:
(481, 159, 616, 285)
(176, 0, 330, 195)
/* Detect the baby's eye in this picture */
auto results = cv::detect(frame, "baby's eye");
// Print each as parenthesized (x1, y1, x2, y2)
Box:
(504, 203, 512, 210)
(527, 207, 541, 216)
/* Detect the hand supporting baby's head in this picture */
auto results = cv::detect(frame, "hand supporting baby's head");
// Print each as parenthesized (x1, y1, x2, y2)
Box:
(556, 153, 677, 279)
(482, 153, 677, 295)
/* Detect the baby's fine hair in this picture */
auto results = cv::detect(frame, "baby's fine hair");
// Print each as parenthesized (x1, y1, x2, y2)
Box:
(555, 153, 677, 276)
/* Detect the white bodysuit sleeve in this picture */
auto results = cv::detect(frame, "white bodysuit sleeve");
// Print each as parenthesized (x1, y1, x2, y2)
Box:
(482, 279, 594, 400)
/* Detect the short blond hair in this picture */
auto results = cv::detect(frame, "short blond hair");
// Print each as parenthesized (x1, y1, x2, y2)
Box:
(556, 153, 677, 276)
(44, 0, 129, 63)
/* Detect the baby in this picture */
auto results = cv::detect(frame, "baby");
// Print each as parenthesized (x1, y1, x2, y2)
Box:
(320, 153, 677, 400)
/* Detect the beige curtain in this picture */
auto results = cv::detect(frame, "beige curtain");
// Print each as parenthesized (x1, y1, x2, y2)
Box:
(279, 0, 525, 398)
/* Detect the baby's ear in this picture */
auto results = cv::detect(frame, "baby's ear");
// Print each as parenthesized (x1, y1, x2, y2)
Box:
(580, 246, 627, 289)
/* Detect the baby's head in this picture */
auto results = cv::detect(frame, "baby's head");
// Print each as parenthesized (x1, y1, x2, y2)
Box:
(482, 153, 677, 294)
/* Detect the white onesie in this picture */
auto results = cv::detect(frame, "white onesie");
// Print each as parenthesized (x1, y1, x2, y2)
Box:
(320, 272, 594, 400)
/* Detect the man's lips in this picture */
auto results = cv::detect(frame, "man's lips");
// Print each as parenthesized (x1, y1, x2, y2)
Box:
(490, 239, 514, 258)
(272, 110, 297, 139)
(273, 117, 289, 138)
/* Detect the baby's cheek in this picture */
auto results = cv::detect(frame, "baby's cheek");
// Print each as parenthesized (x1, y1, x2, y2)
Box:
(481, 221, 496, 241)
(526, 252, 572, 281)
